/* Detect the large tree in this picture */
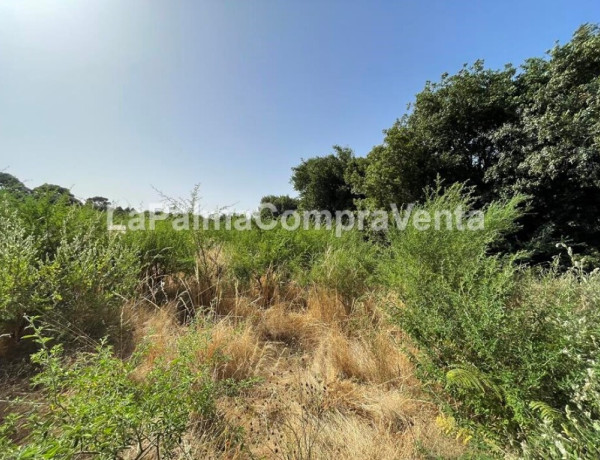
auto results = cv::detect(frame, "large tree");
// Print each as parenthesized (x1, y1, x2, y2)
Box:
(355, 24, 600, 259)
(488, 24, 600, 255)
(291, 146, 362, 212)
(33, 184, 79, 205)
(0, 172, 30, 195)
(85, 196, 111, 211)
(357, 60, 518, 208)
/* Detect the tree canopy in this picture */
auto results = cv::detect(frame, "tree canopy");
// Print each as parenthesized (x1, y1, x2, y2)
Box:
(290, 146, 362, 212)
(0, 172, 30, 195)
(33, 184, 79, 205)
(283, 24, 600, 260)
(259, 195, 299, 218)
(85, 196, 111, 211)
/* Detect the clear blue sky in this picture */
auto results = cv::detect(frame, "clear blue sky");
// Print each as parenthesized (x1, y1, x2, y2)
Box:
(1, 1, 598, 211)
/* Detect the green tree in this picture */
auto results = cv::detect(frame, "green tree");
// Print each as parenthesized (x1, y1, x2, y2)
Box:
(85, 196, 111, 211)
(488, 24, 600, 257)
(359, 24, 600, 260)
(291, 146, 362, 212)
(259, 194, 299, 218)
(0, 172, 30, 195)
(33, 184, 79, 205)
(358, 60, 518, 209)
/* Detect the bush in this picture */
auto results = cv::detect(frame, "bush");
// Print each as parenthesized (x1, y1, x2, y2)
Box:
(0, 201, 42, 339)
(223, 223, 332, 284)
(524, 359, 600, 458)
(6, 192, 98, 260)
(40, 215, 140, 338)
(123, 218, 195, 278)
(382, 184, 524, 372)
(382, 184, 600, 453)
(0, 321, 227, 459)
(0, 195, 140, 344)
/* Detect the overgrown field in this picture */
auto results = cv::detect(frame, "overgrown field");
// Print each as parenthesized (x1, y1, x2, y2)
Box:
(1, 184, 599, 459)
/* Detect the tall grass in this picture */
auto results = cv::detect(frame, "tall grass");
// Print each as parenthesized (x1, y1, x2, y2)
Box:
(308, 229, 379, 309)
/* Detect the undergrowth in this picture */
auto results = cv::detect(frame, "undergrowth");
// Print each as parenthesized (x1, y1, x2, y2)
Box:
(2, 185, 600, 458)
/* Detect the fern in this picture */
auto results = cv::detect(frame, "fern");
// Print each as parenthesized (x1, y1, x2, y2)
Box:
(446, 365, 503, 400)
(529, 400, 562, 422)
(446, 367, 486, 393)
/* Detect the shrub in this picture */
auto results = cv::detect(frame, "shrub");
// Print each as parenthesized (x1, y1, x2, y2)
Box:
(382, 184, 524, 374)
(0, 201, 42, 339)
(123, 218, 195, 278)
(0, 321, 225, 459)
(382, 185, 600, 454)
(524, 359, 600, 458)
(32, 214, 139, 340)
(7, 192, 97, 260)
(0, 195, 140, 344)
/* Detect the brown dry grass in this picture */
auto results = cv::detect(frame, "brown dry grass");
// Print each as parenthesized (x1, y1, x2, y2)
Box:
(127, 283, 466, 459)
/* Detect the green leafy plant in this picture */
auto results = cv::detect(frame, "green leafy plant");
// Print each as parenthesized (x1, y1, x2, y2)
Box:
(383, 184, 600, 454)
(0, 200, 42, 340)
(0, 319, 229, 459)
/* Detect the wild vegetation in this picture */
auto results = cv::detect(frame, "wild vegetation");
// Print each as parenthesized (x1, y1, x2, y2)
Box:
(1, 24, 600, 459)
(289, 24, 600, 263)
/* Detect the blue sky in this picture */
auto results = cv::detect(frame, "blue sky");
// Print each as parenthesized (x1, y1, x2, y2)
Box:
(1, 1, 598, 211)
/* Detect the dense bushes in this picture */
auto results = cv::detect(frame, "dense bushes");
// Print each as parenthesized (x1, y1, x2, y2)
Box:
(524, 358, 600, 457)
(123, 218, 195, 278)
(309, 229, 379, 307)
(381, 185, 600, 455)
(42, 217, 139, 337)
(0, 201, 40, 337)
(0, 194, 140, 345)
(223, 223, 331, 283)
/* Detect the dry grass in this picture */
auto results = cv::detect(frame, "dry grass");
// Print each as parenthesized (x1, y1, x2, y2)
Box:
(0, 272, 465, 459)
(125, 283, 467, 459)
